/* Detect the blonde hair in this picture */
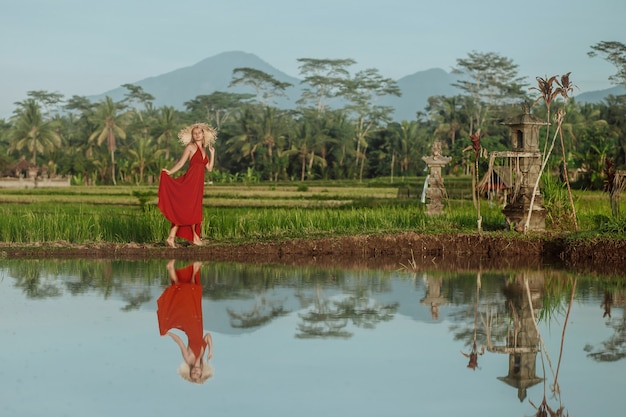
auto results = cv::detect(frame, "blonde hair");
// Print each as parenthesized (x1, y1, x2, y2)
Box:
(177, 361, 214, 384)
(177, 123, 217, 147)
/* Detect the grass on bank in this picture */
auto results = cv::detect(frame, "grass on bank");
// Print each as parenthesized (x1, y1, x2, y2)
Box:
(0, 177, 624, 245)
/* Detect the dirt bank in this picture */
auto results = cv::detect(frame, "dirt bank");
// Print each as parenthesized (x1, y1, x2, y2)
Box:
(2, 233, 625, 275)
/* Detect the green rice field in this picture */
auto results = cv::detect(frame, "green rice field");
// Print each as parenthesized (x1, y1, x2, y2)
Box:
(0, 177, 624, 245)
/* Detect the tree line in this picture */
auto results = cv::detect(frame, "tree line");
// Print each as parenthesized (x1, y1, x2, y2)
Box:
(1, 43, 625, 189)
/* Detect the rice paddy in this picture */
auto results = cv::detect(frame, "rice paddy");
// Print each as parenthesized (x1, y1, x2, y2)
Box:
(0, 178, 624, 245)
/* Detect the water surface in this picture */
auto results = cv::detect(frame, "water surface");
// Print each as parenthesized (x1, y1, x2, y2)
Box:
(1, 259, 624, 417)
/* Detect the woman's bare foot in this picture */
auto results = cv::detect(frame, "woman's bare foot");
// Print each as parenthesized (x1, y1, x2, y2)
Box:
(166, 238, 176, 248)
(193, 238, 204, 246)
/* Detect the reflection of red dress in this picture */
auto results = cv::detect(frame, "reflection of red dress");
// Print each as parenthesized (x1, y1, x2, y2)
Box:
(157, 145, 208, 242)
(157, 264, 206, 358)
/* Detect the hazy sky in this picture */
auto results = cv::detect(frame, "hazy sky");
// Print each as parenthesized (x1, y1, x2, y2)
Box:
(1, 0, 624, 119)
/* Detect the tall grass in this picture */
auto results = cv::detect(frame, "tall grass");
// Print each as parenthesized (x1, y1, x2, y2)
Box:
(0, 200, 507, 245)
(0, 205, 167, 244)
(0, 181, 623, 245)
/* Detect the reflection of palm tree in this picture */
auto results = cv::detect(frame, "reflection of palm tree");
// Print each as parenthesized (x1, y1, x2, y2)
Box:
(585, 318, 626, 362)
(227, 295, 289, 328)
(120, 288, 152, 311)
(297, 310, 352, 339)
(296, 286, 351, 339)
(586, 290, 626, 362)
(64, 261, 115, 297)
(296, 284, 398, 339)
(333, 292, 397, 329)
(11, 265, 62, 299)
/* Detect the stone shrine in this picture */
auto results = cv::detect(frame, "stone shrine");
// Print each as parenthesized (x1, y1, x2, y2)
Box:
(483, 106, 548, 231)
(421, 141, 451, 215)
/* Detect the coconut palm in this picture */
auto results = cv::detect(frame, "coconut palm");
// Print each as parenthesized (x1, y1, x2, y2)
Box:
(7, 99, 62, 166)
(285, 116, 327, 181)
(305, 109, 347, 180)
(88, 97, 129, 184)
(426, 95, 467, 148)
(153, 106, 179, 161)
(342, 68, 401, 182)
(395, 120, 428, 176)
(257, 106, 289, 181)
(126, 135, 162, 184)
(225, 105, 264, 168)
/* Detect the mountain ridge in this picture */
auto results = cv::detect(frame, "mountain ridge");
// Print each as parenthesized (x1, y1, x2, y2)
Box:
(89, 51, 623, 122)
(574, 85, 626, 103)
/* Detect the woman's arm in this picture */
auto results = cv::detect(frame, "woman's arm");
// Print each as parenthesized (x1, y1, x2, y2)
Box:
(204, 332, 213, 360)
(205, 146, 215, 173)
(168, 332, 193, 362)
(164, 145, 193, 175)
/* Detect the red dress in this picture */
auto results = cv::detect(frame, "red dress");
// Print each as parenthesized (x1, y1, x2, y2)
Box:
(157, 145, 208, 242)
(157, 264, 206, 358)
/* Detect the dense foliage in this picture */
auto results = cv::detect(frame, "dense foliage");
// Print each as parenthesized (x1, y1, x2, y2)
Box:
(1, 50, 625, 190)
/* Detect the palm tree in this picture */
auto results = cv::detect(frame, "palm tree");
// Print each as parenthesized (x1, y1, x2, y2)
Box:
(225, 105, 264, 168)
(126, 135, 162, 184)
(285, 117, 326, 181)
(88, 97, 129, 184)
(7, 99, 62, 166)
(304, 109, 346, 180)
(427, 95, 467, 148)
(258, 106, 288, 181)
(154, 106, 179, 160)
(342, 68, 400, 182)
(393, 120, 423, 176)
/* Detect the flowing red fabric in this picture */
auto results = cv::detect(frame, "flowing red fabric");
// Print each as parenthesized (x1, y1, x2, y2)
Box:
(157, 264, 206, 358)
(157, 146, 208, 242)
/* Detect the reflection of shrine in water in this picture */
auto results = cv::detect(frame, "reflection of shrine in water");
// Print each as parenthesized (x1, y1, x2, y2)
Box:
(490, 272, 544, 402)
(420, 274, 449, 320)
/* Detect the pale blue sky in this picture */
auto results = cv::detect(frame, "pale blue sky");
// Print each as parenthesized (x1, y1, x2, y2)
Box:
(1, 0, 624, 118)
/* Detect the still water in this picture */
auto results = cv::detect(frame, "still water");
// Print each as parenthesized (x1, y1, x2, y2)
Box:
(1, 259, 624, 417)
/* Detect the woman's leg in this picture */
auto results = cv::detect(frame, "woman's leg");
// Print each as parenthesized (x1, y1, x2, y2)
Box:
(167, 225, 178, 248)
(192, 225, 203, 246)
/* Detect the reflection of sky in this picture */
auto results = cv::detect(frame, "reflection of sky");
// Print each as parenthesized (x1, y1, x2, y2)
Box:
(1, 264, 624, 417)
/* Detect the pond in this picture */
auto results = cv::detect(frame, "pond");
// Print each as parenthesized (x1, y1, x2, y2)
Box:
(1, 259, 624, 417)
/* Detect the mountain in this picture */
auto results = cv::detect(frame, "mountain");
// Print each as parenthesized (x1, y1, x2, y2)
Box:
(382, 68, 461, 121)
(574, 85, 626, 103)
(88, 51, 303, 109)
(89, 51, 462, 121)
(89, 51, 622, 122)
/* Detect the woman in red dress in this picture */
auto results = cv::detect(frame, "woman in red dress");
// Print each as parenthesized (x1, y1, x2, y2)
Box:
(157, 260, 214, 384)
(158, 123, 216, 248)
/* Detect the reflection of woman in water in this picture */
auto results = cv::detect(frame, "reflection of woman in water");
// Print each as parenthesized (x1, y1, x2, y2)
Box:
(157, 260, 213, 384)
